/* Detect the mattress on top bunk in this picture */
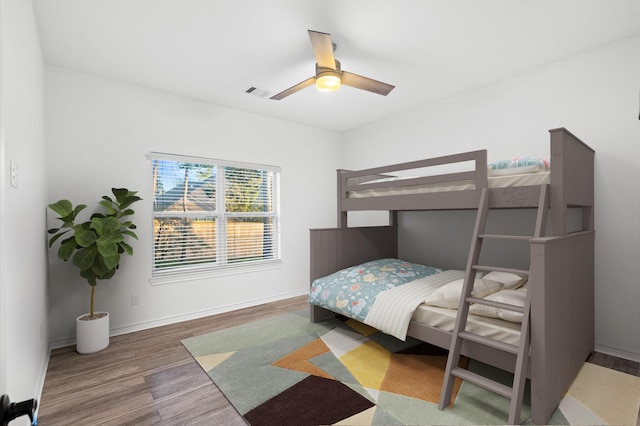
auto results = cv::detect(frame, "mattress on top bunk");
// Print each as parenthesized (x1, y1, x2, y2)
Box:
(349, 170, 549, 199)
(309, 258, 526, 343)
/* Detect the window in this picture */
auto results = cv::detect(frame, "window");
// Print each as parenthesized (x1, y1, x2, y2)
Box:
(148, 153, 280, 279)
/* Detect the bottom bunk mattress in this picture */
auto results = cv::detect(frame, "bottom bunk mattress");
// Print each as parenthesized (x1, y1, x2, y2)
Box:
(309, 258, 524, 343)
(411, 304, 521, 346)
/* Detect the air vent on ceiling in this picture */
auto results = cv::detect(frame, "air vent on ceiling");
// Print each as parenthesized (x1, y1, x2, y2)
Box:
(245, 86, 271, 98)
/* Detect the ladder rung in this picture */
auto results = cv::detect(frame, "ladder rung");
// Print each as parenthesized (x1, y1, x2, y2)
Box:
(458, 331, 519, 354)
(473, 265, 529, 276)
(466, 296, 524, 313)
(451, 367, 513, 399)
(479, 234, 532, 241)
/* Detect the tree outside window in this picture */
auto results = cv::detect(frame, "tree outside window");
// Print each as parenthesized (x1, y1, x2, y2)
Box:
(150, 154, 280, 275)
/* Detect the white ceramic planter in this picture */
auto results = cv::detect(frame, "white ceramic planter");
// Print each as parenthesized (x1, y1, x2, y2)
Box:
(76, 312, 110, 354)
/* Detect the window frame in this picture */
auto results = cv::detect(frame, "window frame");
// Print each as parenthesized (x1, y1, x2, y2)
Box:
(147, 152, 281, 284)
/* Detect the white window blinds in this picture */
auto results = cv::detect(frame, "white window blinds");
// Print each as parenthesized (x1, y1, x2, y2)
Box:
(149, 153, 280, 275)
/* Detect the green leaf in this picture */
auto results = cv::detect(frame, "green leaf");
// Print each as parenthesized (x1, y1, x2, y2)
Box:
(119, 241, 134, 256)
(91, 217, 105, 235)
(48, 230, 69, 248)
(99, 231, 125, 246)
(98, 199, 117, 215)
(112, 188, 142, 210)
(118, 197, 142, 211)
(49, 201, 88, 226)
(101, 252, 120, 270)
(100, 267, 116, 281)
(96, 238, 120, 258)
(112, 188, 131, 203)
(93, 216, 121, 235)
(74, 227, 98, 247)
(58, 238, 77, 261)
(48, 200, 73, 217)
(73, 246, 97, 271)
(73, 204, 87, 218)
(122, 230, 138, 240)
(80, 268, 97, 286)
(91, 255, 111, 277)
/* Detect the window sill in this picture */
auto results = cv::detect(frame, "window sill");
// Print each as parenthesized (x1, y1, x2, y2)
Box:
(149, 260, 283, 286)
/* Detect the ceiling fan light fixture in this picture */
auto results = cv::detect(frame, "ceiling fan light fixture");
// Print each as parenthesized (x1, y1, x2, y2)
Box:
(315, 71, 341, 92)
(269, 31, 394, 100)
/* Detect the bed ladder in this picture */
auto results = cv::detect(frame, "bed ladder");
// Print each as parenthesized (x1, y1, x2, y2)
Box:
(438, 184, 549, 425)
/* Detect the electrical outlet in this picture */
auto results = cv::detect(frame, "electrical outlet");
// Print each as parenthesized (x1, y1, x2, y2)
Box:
(131, 294, 140, 305)
(10, 160, 17, 188)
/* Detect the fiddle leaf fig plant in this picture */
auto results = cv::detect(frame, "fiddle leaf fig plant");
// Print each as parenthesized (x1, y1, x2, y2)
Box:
(48, 188, 142, 319)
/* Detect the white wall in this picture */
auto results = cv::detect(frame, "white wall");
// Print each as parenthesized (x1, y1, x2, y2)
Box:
(342, 36, 640, 361)
(44, 66, 341, 346)
(0, 0, 49, 416)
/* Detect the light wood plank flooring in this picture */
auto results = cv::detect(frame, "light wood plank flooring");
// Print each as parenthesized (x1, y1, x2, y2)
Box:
(38, 296, 308, 425)
(39, 296, 640, 425)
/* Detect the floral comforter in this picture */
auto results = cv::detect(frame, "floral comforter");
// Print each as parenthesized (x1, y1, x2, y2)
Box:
(309, 258, 443, 323)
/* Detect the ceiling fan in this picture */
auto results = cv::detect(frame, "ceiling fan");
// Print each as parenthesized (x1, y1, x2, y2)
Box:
(270, 30, 395, 100)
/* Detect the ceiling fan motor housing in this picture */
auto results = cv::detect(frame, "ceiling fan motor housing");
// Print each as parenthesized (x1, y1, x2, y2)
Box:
(315, 59, 341, 77)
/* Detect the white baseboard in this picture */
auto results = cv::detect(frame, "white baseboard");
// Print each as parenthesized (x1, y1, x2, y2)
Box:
(49, 294, 640, 367)
(34, 347, 50, 419)
(49, 289, 308, 349)
(594, 343, 640, 363)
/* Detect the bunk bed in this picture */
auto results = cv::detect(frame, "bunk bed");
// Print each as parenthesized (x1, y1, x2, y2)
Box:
(309, 128, 595, 425)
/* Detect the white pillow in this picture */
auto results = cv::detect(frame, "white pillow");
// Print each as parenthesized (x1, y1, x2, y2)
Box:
(469, 288, 527, 323)
(425, 278, 503, 309)
(481, 271, 527, 290)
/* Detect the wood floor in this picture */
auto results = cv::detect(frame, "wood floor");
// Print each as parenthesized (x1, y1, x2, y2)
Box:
(38, 296, 309, 425)
(39, 295, 640, 425)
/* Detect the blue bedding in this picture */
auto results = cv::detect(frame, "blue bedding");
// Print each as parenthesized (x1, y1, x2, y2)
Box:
(309, 258, 443, 322)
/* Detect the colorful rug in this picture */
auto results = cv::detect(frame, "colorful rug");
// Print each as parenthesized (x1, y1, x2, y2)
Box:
(181, 310, 640, 425)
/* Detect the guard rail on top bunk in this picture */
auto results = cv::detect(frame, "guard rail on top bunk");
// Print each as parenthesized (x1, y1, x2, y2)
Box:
(336, 127, 594, 236)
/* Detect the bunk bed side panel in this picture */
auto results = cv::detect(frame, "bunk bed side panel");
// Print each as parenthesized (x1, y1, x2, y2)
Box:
(528, 230, 595, 424)
(309, 226, 398, 322)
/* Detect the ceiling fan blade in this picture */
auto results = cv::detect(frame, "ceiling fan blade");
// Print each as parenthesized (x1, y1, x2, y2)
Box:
(341, 71, 395, 96)
(308, 30, 336, 70)
(270, 77, 316, 100)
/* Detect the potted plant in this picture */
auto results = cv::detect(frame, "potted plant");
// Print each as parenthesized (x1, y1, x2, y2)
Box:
(47, 188, 142, 354)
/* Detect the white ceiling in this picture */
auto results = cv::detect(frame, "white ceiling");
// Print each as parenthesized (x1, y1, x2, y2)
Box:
(32, 0, 640, 132)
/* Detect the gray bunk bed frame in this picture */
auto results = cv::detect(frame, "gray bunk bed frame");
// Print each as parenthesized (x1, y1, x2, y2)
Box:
(309, 128, 595, 425)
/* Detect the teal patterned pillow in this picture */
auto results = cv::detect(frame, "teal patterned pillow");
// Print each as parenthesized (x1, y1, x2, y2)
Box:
(487, 156, 550, 177)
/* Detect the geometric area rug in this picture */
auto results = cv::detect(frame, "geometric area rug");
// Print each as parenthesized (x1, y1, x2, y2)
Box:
(182, 310, 640, 425)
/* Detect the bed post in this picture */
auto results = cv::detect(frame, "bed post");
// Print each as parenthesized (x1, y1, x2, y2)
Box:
(548, 128, 595, 235)
(337, 169, 348, 228)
